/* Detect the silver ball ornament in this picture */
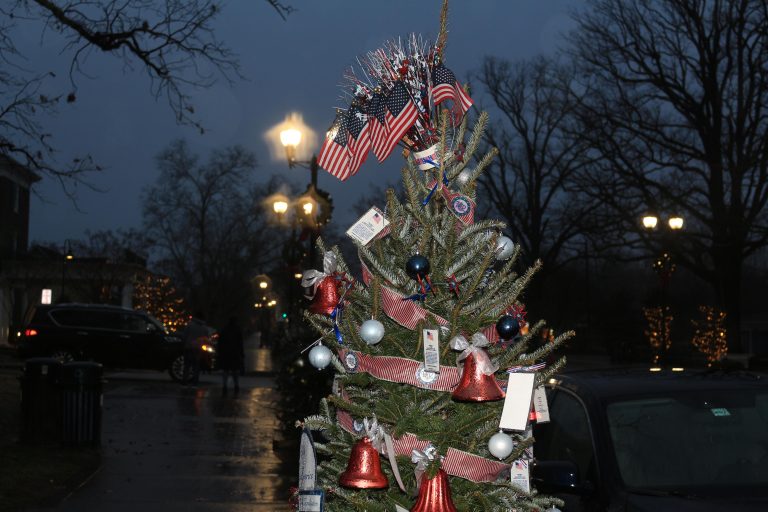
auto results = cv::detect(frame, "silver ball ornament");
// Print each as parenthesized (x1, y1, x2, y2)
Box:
(488, 431, 514, 460)
(359, 319, 385, 345)
(495, 235, 515, 260)
(455, 168, 473, 187)
(308, 343, 332, 369)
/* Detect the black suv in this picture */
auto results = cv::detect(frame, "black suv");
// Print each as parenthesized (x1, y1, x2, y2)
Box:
(17, 304, 214, 382)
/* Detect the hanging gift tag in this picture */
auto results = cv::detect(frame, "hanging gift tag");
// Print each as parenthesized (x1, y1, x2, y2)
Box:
(298, 490, 324, 512)
(510, 459, 531, 493)
(395, 505, 409, 512)
(499, 373, 536, 430)
(533, 386, 550, 423)
(422, 328, 440, 373)
(346, 207, 390, 245)
(522, 427, 534, 460)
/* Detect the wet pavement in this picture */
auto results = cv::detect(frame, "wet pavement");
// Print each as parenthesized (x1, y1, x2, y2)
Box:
(28, 347, 295, 512)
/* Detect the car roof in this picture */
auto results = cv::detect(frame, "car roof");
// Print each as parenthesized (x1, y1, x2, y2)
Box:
(553, 367, 768, 401)
(36, 303, 140, 314)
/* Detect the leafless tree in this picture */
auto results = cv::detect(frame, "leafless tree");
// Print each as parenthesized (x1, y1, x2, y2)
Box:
(0, 0, 291, 192)
(476, 57, 599, 306)
(569, 0, 768, 350)
(142, 139, 282, 325)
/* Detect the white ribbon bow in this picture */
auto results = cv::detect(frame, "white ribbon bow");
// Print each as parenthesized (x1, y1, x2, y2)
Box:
(449, 332, 499, 375)
(411, 444, 438, 487)
(363, 416, 406, 493)
(301, 252, 337, 299)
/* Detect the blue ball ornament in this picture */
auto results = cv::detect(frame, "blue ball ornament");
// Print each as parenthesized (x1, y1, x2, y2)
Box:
(496, 315, 520, 340)
(405, 254, 431, 280)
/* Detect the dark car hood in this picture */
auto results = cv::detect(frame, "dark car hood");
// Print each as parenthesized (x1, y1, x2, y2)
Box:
(626, 492, 768, 512)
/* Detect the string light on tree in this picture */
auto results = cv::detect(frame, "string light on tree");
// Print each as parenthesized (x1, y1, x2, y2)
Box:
(691, 306, 728, 366)
(643, 306, 673, 365)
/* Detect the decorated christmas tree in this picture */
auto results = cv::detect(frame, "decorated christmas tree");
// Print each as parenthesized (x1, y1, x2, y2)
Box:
(294, 3, 573, 511)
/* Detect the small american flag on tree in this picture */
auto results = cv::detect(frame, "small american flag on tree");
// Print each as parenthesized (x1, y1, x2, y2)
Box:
(318, 110, 351, 180)
(380, 81, 419, 160)
(345, 104, 371, 179)
(367, 91, 390, 162)
(431, 63, 473, 122)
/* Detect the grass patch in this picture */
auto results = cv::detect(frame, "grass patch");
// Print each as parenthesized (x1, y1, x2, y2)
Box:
(0, 368, 100, 512)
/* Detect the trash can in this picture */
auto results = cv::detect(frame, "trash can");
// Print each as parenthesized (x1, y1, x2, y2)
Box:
(59, 362, 104, 446)
(19, 358, 62, 444)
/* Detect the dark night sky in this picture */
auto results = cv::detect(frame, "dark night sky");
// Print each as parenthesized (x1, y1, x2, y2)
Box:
(26, 0, 581, 245)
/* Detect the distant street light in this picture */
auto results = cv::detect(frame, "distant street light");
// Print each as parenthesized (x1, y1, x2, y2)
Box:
(641, 213, 685, 364)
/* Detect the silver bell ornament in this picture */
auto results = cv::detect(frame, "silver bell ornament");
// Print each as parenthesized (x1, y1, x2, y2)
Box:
(308, 343, 333, 369)
(359, 319, 385, 345)
(488, 431, 514, 460)
(495, 235, 515, 261)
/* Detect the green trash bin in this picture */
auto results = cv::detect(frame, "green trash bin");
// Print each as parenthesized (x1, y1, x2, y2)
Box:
(19, 358, 62, 444)
(59, 362, 104, 446)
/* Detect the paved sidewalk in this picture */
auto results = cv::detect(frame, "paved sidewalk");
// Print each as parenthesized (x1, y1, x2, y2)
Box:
(1, 336, 297, 510)
(29, 370, 294, 512)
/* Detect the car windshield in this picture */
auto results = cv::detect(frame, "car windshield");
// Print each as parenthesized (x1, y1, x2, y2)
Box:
(606, 387, 768, 493)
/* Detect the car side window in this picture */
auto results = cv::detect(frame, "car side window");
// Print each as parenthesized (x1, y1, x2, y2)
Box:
(534, 389, 596, 484)
(121, 314, 147, 333)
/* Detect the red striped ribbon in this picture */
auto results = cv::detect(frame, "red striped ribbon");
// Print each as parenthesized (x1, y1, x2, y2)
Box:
(339, 349, 460, 392)
(336, 407, 510, 483)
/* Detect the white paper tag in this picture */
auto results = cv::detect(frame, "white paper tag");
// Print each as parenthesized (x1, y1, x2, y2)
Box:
(522, 427, 534, 459)
(499, 373, 536, 431)
(298, 490, 324, 512)
(533, 386, 550, 423)
(422, 328, 440, 373)
(510, 459, 531, 493)
(346, 207, 390, 245)
(395, 505, 409, 512)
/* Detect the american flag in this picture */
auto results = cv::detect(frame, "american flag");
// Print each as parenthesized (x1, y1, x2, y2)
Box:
(367, 91, 390, 161)
(430, 63, 473, 121)
(380, 81, 419, 161)
(345, 104, 371, 179)
(318, 110, 351, 180)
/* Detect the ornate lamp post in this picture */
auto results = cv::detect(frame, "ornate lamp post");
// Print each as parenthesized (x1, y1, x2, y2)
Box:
(641, 213, 685, 365)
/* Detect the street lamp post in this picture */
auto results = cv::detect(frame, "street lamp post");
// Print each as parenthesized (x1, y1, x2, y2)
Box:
(276, 117, 333, 269)
(641, 213, 684, 364)
(60, 240, 74, 303)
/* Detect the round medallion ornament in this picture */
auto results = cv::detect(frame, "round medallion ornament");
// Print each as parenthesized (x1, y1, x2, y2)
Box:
(344, 352, 359, 372)
(450, 195, 471, 217)
(415, 364, 438, 387)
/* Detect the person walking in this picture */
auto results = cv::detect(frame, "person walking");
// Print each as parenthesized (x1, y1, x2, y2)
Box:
(217, 316, 244, 395)
(182, 311, 210, 385)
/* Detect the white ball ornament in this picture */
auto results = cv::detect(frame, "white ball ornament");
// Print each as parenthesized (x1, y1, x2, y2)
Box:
(488, 431, 514, 460)
(495, 235, 515, 261)
(359, 319, 385, 345)
(308, 343, 332, 369)
(455, 168, 473, 187)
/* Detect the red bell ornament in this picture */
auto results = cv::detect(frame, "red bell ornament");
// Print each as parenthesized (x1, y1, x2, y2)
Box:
(411, 469, 458, 512)
(339, 437, 389, 489)
(308, 275, 341, 315)
(450, 333, 505, 402)
(302, 252, 344, 316)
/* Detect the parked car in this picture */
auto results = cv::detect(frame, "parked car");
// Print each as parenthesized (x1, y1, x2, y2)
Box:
(532, 368, 768, 511)
(16, 303, 215, 382)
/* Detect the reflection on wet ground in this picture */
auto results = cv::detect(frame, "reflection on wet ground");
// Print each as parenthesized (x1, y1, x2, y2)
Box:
(31, 372, 293, 512)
